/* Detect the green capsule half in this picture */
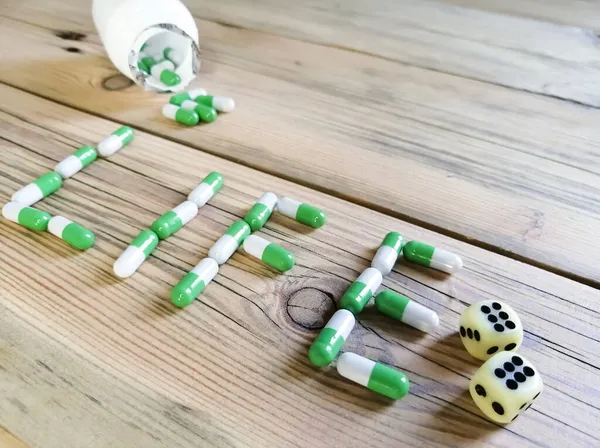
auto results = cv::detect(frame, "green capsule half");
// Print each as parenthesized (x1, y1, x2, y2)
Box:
(171, 258, 219, 308)
(308, 309, 355, 367)
(48, 216, 95, 250)
(403, 240, 463, 274)
(339, 268, 383, 315)
(277, 197, 326, 228)
(244, 192, 278, 231)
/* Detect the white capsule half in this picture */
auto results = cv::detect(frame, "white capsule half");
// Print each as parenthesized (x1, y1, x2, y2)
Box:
(276, 197, 301, 218)
(325, 309, 356, 340)
(150, 59, 175, 78)
(430, 248, 463, 274)
(356, 267, 383, 295)
(55, 155, 83, 179)
(337, 352, 375, 387)
(257, 192, 278, 211)
(164, 47, 185, 65)
(191, 257, 219, 281)
(11, 184, 43, 207)
(188, 88, 208, 99)
(173, 200, 198, 226)
(243, 234, 270, 259)
(47, 215, 71, 237)
(211, 97, 235, 113)
(403, 301, 439, 333)
(208, 221, 251, 264)
(371, 246, 398, 276)
(113, 246, 146, 278)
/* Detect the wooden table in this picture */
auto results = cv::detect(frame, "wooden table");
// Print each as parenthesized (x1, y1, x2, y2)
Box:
(1, 1, 599, 446)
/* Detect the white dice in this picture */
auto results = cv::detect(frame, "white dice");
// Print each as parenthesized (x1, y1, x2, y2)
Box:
(459, 300, 523, 360)
(470, 352, 543, 423)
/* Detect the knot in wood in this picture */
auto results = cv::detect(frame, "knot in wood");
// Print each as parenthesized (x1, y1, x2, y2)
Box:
(286, 287, 336, 330)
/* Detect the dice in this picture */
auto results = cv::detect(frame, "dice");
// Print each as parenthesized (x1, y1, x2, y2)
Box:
(470, 352, 543, 423)
(459, 300, 522, 360)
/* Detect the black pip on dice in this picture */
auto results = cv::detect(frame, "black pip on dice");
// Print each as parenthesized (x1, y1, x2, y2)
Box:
(459, 300, 523, 360)
(470, 352, 543, 424)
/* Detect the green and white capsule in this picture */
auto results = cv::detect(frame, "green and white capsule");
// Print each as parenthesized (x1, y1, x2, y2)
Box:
(169, 88, 208, 106)
(48, 216, 95, 250)
(150, 59, 180, 86)
(243, 234, 295, 272)
(113, 230, 159, 278)
(54, 145, 97, 179)
(371, 232, 404, 276)
(308, 309, 355, 367)
(180, 100, 217, 123)
(2, 202, 51, 231)
(11, 172, 62, 207)
(340, 267, 383, 315)
(151, 200, 198, 239)
(337, 352, 410, 400)
(244, 192, 278, 231)
(276, 197, 326, 228)
(188, 171, 224, 207)
(162, 104, 199, 126)
(375, 290, 439, 333)
(163, 47, 185, 66)
(97, 126, 134, 157)
(209, 220, 251, 264)
(403, 241, 463, 274)
(194, 95, 235, 113)
(171, 258, 219, 308)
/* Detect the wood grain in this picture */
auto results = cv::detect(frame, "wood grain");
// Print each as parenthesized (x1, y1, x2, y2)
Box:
(4, 0, 600, 106)
(1, 84, 599, 447)
(2, 12, 600, 284)
(440, 0, 600, 30)
(0, 428, 29, 448)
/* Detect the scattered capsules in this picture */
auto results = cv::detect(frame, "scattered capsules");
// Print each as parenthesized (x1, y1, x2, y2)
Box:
(209, 220, 251, 264)
(340, 267, 383, 315)
(243, 235, 295, 272)
(188, 171, 224, 207)
(403, 241, 463, 274)
(374, 290, 439, 333)
(244, 192, 278, 231)
(11, 172, 62, 207)
(2, 202, 51, 231)
(48, 216, 95, 250)
(151, 200, 198, 240)
(194, 95, 236, 113)
(371, 232, 404, 276)
(55, 146, 97, 179)
(276, 197, 326, 228)
(171, 258, 219, 308)
(308, 309, 355, 367)
(180, 100, 217, 123)
(97, 126, 134, 157)
(169, 89, 208, 106)
(337, 352, 410, 400)
(113, 230, 159, 278)
(162, 104, 200, 126)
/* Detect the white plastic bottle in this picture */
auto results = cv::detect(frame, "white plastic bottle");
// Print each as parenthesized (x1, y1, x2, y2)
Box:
(92, 0, 200, 92)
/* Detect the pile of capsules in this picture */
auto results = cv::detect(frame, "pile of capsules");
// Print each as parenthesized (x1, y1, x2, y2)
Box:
(162, 88, 235, 126)
(308, 235, 463, 399)
(2, 126, 135, 250)
(138, 44, 182, 88)
(113, 176, 327, 308)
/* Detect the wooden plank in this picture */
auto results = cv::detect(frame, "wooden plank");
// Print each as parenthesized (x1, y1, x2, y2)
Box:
(439, 0, 600, 31)
(1, 15, 600, 284)
(6, 0, 599, 106)
(0, 429, 29, 448)
(1, 84, 599, 447)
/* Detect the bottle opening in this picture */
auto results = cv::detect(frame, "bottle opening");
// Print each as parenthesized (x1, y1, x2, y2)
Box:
(129, 24, 200, 93)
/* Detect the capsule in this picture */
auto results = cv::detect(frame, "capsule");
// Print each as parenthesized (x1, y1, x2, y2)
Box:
(340, 267, 383, 315)
(48, 216, 95, 250)
(374, 290, 439, 333)
(140, 56, 156, 70)
(194, 95, 235, 113)
(113, 230, 159, 278)
(209, 220, 251, 264)
(403, 241, 463, 274)
(171, 258, 219, 308)
(244, 192, 277, 231)
(137, 60, 148, 73)
(2, 202, 51, 231)
(180, 100, 217, 123)
(308, 309, 355, 367)
(276, 197, 326, 228)
(337, 352, 409, 400)
(371, 232, 404, 276)
(169, 88, 208, 106)
(97, 126, 134, 157)
(12, 172, 62, 206)
(55, 145, 97, 179)
(187, 171, 224, 207)
(162, 104, 199, 126)
(151, 200, 198, 239)
(243, 234, 295, 272)
(163, 47, 185, 65)
(150, 59, 180, 86)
